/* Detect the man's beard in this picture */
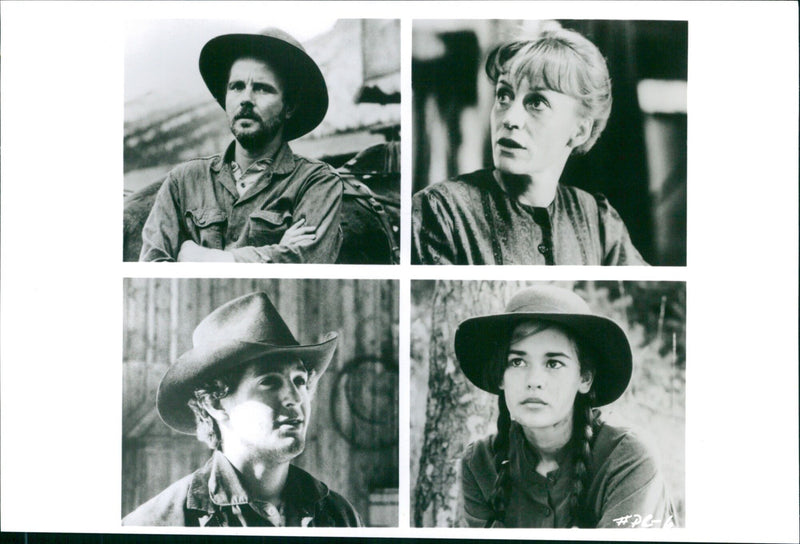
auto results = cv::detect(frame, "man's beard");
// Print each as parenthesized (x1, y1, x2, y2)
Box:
(260, 433, 305, 465)
(230, 107, 285, 152)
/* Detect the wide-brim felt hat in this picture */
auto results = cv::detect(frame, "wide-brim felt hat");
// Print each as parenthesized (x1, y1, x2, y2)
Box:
(454, 285, 632, 407)
(199, 27, 328, 141)
(157, 292, 338, 433)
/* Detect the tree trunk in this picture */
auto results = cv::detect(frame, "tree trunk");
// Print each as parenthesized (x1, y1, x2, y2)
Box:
(413, 280, 511, 526)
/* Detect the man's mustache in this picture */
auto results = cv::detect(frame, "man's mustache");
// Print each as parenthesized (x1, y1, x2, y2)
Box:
(233, 107, 262, 122)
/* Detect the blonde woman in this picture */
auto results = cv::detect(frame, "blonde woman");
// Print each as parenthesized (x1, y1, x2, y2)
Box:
(413, 28, 646, 265)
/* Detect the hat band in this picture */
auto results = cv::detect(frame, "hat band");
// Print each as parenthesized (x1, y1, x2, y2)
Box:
(193, 338, 300, 351)
(507, 304, 590, 314)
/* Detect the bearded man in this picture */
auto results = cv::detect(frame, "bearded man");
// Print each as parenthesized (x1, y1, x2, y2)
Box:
(122, 292, 362, 526)
(139, 28, 342, 263)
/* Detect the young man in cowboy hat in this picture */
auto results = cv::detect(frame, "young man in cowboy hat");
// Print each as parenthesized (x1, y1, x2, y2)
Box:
(139, 28, 343, 263)
(123, 292, 362, 527)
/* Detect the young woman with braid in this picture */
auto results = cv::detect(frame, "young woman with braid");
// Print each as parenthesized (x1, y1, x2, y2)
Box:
(454, 286, 676, 528)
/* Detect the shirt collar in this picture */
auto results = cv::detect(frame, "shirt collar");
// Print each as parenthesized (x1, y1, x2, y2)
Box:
(510, 422, 572, 483)
(185, 450, 330, 516)
(231, 157, 272, 181)
(490, 168, 561, 215)
(283, 463, 331, 515)
(213, 140, 296, 176)
(208, 450, 251, 506)
(185, 450, 248, 512)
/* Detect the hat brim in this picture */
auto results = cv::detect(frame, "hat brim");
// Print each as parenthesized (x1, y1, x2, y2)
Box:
(454, 313, 631, 407)
(157, 333, 338, 433)
(199, 33, 328, 140)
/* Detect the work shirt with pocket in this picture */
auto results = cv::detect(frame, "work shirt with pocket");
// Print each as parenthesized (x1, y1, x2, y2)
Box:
(139, 141, 343, 263)
(459, 421, 676, 528)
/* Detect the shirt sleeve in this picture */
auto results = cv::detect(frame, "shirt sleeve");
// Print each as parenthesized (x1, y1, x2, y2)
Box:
(323, 490, 364, 527)
(458, 442, 495, 528)
(412, 189, 458, 265)
(139, 174, 182, 262)
(228, 167, 343, 264)
(593, 432, 677, 528)
(595, 193, 649, 266)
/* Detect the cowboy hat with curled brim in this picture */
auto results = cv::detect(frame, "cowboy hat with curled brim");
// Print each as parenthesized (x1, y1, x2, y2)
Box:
(199, 27, 329, 141)
(454, 285, 632, 407)
(157, 291, 338, 434)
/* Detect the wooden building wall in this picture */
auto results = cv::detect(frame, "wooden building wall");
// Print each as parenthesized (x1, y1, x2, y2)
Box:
(122, 278, 399, 525)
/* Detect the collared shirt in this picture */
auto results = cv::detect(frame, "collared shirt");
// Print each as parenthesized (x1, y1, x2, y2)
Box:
(231, 157, 273, 198)
(412, 169, 647, 265)
(139, 141, 343, 263)
(122, 450, 363, 527)
(460, 422, 676, 528)
(199, 450, 289, 527)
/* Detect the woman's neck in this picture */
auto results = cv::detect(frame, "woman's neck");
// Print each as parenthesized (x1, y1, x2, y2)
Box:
(493, 169, 560, 208)
(521, 414, 573, 472)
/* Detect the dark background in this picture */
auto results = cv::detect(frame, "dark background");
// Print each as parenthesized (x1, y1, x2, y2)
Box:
(413, 20, 687, 265)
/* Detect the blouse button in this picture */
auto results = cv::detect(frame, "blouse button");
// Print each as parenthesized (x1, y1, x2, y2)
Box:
(543, 507, 551, 516)
(537, 244, 550, 255)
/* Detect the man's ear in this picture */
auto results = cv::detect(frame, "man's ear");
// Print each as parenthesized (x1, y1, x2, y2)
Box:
(307, 369, 318, 396)
(567, 117, 593, 150)
(578, 369, 594, 394)
(200, 395, 228, 422)
(284, 101, 297, 120)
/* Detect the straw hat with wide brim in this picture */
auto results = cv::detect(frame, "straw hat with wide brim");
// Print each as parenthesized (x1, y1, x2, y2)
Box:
(454, 285, 632, 407)
(199, 27, 328, 141)
(157, 292, 338, 433)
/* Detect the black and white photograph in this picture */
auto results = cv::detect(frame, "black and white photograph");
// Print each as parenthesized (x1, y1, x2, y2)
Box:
(412, 20, 687, 266)
(1, 2, 799, 543)
(122, 278, 399, 527)
(123, 19, 400, 264)
(411, 280, 685, 528)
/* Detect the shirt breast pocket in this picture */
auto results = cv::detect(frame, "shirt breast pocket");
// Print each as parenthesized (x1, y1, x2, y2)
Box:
(185, 208, 227, 249)
(248, 210, 292, 246)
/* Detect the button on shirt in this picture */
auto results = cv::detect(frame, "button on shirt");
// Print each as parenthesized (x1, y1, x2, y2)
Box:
(231, 158, 272, 198)
(412, 169, 647, 265)
(139, 141, 343, 263)
(459, 422, 676, 528)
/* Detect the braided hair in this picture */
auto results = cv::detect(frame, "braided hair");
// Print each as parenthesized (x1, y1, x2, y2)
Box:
(485, 319, 601, 528)
(486, 392, 513, 527)
(568, 390, 600, 527)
